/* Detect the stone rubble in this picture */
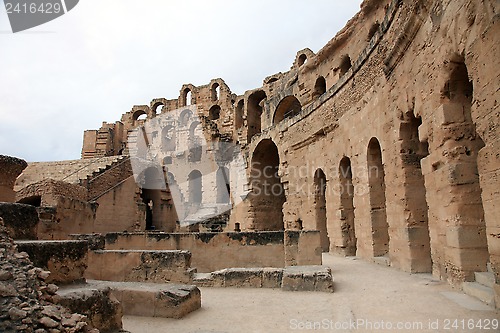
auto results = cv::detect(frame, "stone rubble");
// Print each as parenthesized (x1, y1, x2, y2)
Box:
(0, 217, 98, 333)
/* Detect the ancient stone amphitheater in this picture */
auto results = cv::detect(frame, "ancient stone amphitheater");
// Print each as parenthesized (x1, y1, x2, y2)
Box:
(1, 0, 499, 331)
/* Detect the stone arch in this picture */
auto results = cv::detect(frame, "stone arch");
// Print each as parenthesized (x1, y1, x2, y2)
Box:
(339, 55, 352, 77)
(399, 111, 432, 272)
(152, 102, 164, 115)
(132, 110, 147, 122)
(216, 166, 230, 204)
(425, 57, 489, 281)
(298, 54, 308, 66)
(249, 139, 285, 231)
(367, 138, 389, 257)
(273, 96, 302, 125)
(179, 109, 193, 127)
(313, 76, 327, 99)
(211, 83, 221, 101)
(188, 121, 202, 162)
(247, 90, 267, 142)
(235, 99, 244, 130)
(209, 105, 221, 121)
(339, 157, 357, 256)
(140, 167, 164, 231)
(367, 21, 380, 41)
(188, 170, 202, 204)
(313, 168, 330, 252)
(161, 125, 175, 152)
(182, 88, 193, 106)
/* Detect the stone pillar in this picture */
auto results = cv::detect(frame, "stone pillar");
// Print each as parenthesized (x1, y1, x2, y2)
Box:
(0, 155, 27, 202)
(422, 103, 489, 285)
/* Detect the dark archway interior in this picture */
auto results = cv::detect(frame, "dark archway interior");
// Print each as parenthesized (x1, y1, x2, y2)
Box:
(249, 139, 285, 231)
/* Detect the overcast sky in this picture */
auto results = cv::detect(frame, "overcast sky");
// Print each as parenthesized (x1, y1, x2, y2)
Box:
(0, 0, 363, 162)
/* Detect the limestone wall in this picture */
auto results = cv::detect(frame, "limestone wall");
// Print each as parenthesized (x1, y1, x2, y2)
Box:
(76, 0, 499, 305)
(93, 231, 321, 272)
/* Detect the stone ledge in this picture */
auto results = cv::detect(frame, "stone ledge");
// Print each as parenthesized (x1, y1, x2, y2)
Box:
(54, 285, 124, 333)
(58, 280, 201, 319)
(282, 265, 334, 292)
(86, 249, 193, 284)
(193, 265, 333, 292)
(15, 240, 88, 285)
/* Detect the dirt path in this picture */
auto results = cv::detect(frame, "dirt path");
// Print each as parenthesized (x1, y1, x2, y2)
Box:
(123, 254, 499, 332)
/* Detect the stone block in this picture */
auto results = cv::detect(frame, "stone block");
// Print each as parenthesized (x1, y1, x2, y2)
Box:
(223, 268, 263, 288)
(446, 226, 488, 249)
(54, 286, 123, 332)
(0, 203, 38, 240)
(15, 240, 88, 284)
(446, 247, 489, 272)
(282, 266, 333, 292)
(436, 103, 465, 125)
(262, 268, 283, 288)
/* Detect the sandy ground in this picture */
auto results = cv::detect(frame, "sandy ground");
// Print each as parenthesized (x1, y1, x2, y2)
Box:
(123, 254, 499, 333)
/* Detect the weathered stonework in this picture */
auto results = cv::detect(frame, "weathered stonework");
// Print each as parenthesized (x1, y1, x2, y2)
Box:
(12, 0, 500, 308)
(0, 155, 27, 202)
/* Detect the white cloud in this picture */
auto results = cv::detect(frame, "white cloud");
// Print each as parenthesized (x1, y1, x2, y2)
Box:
(0, 0, 362, 162)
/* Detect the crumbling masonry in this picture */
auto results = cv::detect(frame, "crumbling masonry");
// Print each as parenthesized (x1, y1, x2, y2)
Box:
(8, 0, 500, 309)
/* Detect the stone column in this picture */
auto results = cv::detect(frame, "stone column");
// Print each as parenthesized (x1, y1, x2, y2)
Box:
(0, 155, 27, 202)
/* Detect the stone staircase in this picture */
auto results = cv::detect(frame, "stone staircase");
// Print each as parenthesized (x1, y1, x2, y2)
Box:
(15, 155, 127, 191)
(462, 263, 496, 308)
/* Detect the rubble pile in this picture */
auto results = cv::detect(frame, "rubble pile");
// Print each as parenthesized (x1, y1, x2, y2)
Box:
(0, 218, 98, 333)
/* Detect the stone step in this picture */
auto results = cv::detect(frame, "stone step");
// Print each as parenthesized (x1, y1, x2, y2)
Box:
(462, 282, 495, 307)
(86, 250, 193, 284)
(58, 280, 201, 319)
(475, 271, 495, 289)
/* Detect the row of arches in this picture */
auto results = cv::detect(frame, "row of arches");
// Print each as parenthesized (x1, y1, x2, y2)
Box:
(139, 166, 231, 230)
(247, 58, 489, 280)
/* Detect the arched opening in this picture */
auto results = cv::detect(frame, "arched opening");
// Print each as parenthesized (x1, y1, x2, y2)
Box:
(339, 157, 357, 256)
(367, 22, 380, 41)
(399, 112, 432, 272)
(211, 83, 220, 101)
(162, 125, 175, 152)
(179, 109, 193, 127)
(182, 88, 193, 106)
(188, 121, 202, 162)
(216, 167, 230, 204)
(153, 102, 164, 115)
(313, 76, 327, 99)
(209, 105, 221, 121)
(249, 139, 285, 231)
(298, 54, 307, 66)
(367, 138, 389, 257)
(235, 100, 244, 130)
(140, 167, 164, 231)
(188, 170, 202, 205)
(18, 196, 41, 207)
(432, 58, 488, 279)
(247, 90, 266, 142)
(339, 55, 352, 77)
(133, 110, 147, 125)
(273, 96, 302, 125)
(314, 169, 330, 252)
